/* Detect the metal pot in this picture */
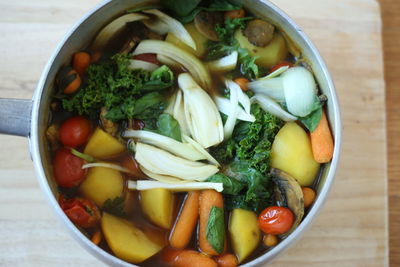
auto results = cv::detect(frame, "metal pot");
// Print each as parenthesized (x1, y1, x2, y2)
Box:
(0, 0, 341, 266)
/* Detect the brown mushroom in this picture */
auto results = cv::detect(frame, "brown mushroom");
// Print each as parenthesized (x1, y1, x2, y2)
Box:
(243, 19, 275, 47)
(194, 11, 224, 41)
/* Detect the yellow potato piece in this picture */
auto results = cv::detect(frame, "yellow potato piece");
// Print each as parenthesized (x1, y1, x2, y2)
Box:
(140, 189, 174, 229)
(235, 30, 288, 68)
(271, 122, 320, 186)
(229, 209, 260, 263)
(166, 22, 208, 58)
(84, 128, 126, 159)
(101, 213, 163, 264)
(79, 166, 124, 206)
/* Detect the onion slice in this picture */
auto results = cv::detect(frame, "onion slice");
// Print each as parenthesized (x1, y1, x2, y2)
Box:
(182, 134, 220, 166)
(251, 94, 297, 122)
(129, 59, 159, 72)
(128, 180, 223, 192)
(214, 96, 255, 122)
(140, 166, 189, 184)
(207, 51, 238, 72)
(248, 77, 285, 102)
(259, 65, 289, 80)
(82, 163, 132, 173)
(223, 80, 239, 140)
(173, 90, 190, 136)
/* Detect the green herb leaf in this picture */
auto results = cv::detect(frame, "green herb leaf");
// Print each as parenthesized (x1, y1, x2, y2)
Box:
(206, 173, 245, 195)
(156, 113, 182, 141)
(299, 107, 322, 132)
(142, 65, 175, 92)
(70, 148, 95, 162)
(103, 197, 126, 217)
(206, 206, 225, 253)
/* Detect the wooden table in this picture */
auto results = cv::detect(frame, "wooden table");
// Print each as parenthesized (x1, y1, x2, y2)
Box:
(0, 0, 390, 266)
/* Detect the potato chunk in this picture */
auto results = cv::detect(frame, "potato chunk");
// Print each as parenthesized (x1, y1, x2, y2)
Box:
(140, 189, 175, 229)
(84, 127, 126, 159)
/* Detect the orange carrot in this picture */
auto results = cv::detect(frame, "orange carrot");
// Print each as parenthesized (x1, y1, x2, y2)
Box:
(72, 51, 91, 77)
(169, 191, 200, 249)
(310, 110, 334, 163)
(302, 187, 316, 208)
(224, 9, 245, 20)
(199, 190, 225, 256)
(263, 234, 278, 247)
(63, 69, 81, 94)
(233, 77, 249, 91)
(215, 254, 238, 267)
(173, 250, 217, 267)
(91, 229, 102, 245)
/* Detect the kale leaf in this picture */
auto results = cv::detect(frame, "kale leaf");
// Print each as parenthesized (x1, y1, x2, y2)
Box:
(206, 173, 245, 195)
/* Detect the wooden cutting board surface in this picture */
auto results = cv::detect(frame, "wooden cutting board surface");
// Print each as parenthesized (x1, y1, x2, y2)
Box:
(0, 0, 387, 266)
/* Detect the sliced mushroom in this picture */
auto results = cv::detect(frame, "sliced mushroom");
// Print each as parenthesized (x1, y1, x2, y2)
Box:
(270, 168, 304, 236)
(243, 19, 275, 47)
(100, 107, 118, 136)
(46, 124, 59, 151)
(194, 11, 224, 41)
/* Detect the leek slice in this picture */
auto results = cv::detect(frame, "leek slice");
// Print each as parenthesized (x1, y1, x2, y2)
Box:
(128, 180, 223, 192)
(135, 143, 219, 181)
(140, 166, 188, 184)
(142, 9, 196, 50)
(82, 163, 131, 173)
(129, 59, 159, 72)
(214, 96, 255, 122)
(207, 51, 238, 72)
(248, 78, 285, 102)
(173, 90, 190, 135)
(122, 130, 205, 161)
(178, 73, 223, 148)
(259, 65, 289, 80)
(133, 40, 212, 91)
(91, 13, 149, 52)
(251, 94, 297, 122)
(182, 134, 220, 166)
(224, 80, 239, 140)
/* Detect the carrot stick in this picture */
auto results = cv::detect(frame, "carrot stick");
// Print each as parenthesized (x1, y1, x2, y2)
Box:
(199, 190, 225, 255)
(166, 249, 217, 267)
(215, 254, 238, 267)
(169, 191, 200, 249)
(72, 51, 91, 77)
(310, 110, 334, 163)
(91, 229, 102, 245)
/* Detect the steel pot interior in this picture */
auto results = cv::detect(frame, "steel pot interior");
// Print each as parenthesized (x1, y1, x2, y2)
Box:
(29, 0, 341, 266)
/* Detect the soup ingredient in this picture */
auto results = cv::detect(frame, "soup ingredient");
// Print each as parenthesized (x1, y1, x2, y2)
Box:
(271, 168, 304, 235)
(258, 206, 294, 235)
(234, 77, 249, 91)
(91, 229, 102, 245)
(206, 173, 245, 195)
(223, 79, 239, 140)
(133, 53, 159, 65)
(225, 8, 245, 20)
(46, 124, 59, 151)
(182, 135, 220, 166)
(72, 51, 91, 77)
(270, 61, 293, 73)
(199, 190, 225, 255)
(235, 30, 288, 68)
(129, 59, 159, 72)
(102, 196, 127, 218)
(243, 19, 275, 47)
(263, 234, 278, 247)
(133, 40, 212, 91)
(207, 51, 238, 73)
(59, 195, 101, 228)
(281, 66, 317, 117)
(79, 166, 124, 206)
(53, 148, 87, 188)
(299, 105, 322, 132)
(213, 96, 255, 122)
(166, 23, 208, 57)
(194, 11, 223, 41)
(84, 128, 126, 159)
(178, 73, 223, 147)
(129, 181, 223, 192)
(229, 208, 260, 263)
(248, 77, 285, 102)
(139, 167, 189, 184)
(215, 254, 239, 267)
(143, 9, 197, 50)
(251, 94, 297, 122)
(270, 122, 320, 186)
(310, 110, 334, 163)
(100, 107, 118, 136)
(57, 67, 81, 94)
(123, 130, 205, 161)
(155, 113, 182, 141)
(59, 116, 91, 148)
(121, 156, 145, 179)
(90, 13, 149, 53)
(135, 143, 219, 181)
(163, 248, 217, 267)
(101, 212, 163, 263)
(70, 148, 95, 162)
(140, 188, 174, 229)
(169, 191, 200, 249)
(82, 163, 132, 174)
(302, 187, 316, 208)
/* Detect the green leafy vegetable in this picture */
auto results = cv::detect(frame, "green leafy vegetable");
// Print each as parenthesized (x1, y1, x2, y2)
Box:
(155, 114, 182, 141)
(142, 65, 175, 92)
(209, 138, 236, 164)
(298, 97, 323, 132)
(162, 0, 202, 17)
(126, 5, 162, 13)
(206, 206, 225, 253)
(206, 173, 245, 195)
(103, 197, 126, 217)
(70, 148, 95, 163)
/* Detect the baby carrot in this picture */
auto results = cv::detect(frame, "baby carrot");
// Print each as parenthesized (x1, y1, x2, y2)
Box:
(215, 254, 239, 267)
(169, 191, 200, 249)
(310, 110, 334, 163)
(302, 187, 316, 208)
(233, 77, 249, 91)
(72, 51, 91, 77)
(173, 250, 217, 267)
(91, 229, 102, 245)
(199, 190, 225, 256)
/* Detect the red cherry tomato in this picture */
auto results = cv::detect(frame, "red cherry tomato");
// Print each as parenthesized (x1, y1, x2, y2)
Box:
(270, 61, 294, 73)
(59, 195, 100, 228)
(59, 116, 91, 148)
(258, 206, 294, 235)
(53, 148, 87, 188)
(133, 53, 160, 65)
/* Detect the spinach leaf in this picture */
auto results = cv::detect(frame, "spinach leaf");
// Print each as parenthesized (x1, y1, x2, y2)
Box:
(156, 114, 182, 141)
(299, 107, 322, 132)
(142, 65, 175, 92)
(206, 173, 245, 195)
(206, 206, 225, 253)
(103, 197, 126, 217)
(162, 0, 202, 17)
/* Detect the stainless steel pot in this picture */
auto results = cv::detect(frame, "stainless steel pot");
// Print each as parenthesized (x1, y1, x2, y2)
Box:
(0, 0, 341, 266)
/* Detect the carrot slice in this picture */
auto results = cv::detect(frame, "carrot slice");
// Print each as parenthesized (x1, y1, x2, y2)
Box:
(310, 110, 334, 163)
(72, 51, 91, 77)
(215, 254, 239, 267)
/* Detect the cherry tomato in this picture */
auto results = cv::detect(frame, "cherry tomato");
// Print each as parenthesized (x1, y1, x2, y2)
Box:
(270, 61, 294, 73)
(59, 195, 100, 228)
(133, 53, 160, 65)
(258, 206, 294, 235)
(121, 156, 145, 179)
(53, 148, 87, 188)
(59, 116, 92, 148)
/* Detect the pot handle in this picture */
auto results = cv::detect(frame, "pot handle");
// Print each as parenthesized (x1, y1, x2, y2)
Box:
(0, 98, 32, 137)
